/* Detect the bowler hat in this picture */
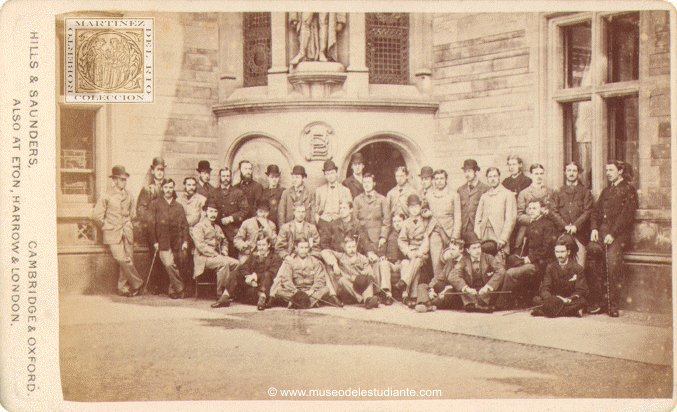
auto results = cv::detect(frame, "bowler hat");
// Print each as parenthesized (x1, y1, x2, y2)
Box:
(291, 165, 307, 178)
(481, 239, 498, 256)
(406, 194, 421, 206)
(505, 254, 525, 269)
(322, 160, 339, 172)
(350, 152, 365, 164)
(290, 290, 312, 309)
(463, 231, 481, 247)
(203, 199, 219, 211)
(419, 166, 434, 179)
(196, 160, 212, 173)
(265, 164, 281, 176)
(461, 159, 480, 172)
(109, 165, 130, 179)
(353, 275, 371, 295)
(151, 157, 166, 169)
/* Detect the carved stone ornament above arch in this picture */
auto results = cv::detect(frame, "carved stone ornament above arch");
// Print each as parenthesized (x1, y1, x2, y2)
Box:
(299, 122, 335, 162)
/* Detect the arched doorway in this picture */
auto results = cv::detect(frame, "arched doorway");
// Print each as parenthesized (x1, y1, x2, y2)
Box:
(342, 134, 423, 197)
(225, 134, 296, 188)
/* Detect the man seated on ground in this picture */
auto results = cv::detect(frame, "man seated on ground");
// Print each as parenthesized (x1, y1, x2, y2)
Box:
(270, 239, 331, 309)
(445, 232, 505, 313)
(234, 199, 277, 264)
(322, 236, 381, 309)
(375, 213, 407, 304)
(498, 199, 557, 310)
(191, 200, 240, 308)
(396, 194, 435, 308)
(531, 235, 588, 318)
(237, 233, 283, 311)
(414, 238, 465, 312)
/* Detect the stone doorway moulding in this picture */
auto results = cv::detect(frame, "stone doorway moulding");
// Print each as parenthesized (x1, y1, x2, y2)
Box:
(339, 132, 424, 194)
(224, 132, 297, 187)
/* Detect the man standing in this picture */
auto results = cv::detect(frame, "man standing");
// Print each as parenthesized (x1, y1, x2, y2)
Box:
(515, 163, 555, 248)
(426, 169, 462, 280)
(148, 178, 190, 299)
(215, 168, 249, 257)
(457, 159, 490, 239)
(234, 200, 277, 264)
(375, 213, 407, 304)
(474, 167, 517, 258)
(386, 166, 417, 219)
(176, 176, 206, 296)
(446, 232, 505, 313)
(586, 161, 638, 317)
(92, 166, 144, 297)
(343, 152, 366, 198)
(137, 157, 167, 294)
(234, 160, 264, 219)
(502, 155, 532, 196)
(262, 164, 284, 229)
(195, 160, 217, 201)
(314, 160, 352, 244)
(551, 162, 594, 267)
(270, 239, 331, 309)
(418, 166, 434, 210)
(353, 173, 390, 257)
(279, 165, 314, 225)
(191, 201, 240, 308)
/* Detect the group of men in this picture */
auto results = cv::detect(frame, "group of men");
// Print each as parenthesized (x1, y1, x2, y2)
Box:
(93, 151, 637, 317)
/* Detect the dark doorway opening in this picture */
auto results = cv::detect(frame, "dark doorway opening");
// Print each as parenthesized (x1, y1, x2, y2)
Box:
(348, 141, 407, 197)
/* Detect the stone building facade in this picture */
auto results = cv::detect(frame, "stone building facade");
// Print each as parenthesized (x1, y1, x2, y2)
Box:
(56, 11, 671, 312)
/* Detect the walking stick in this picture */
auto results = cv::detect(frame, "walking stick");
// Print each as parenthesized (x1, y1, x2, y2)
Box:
(314, 296, 346, 310)
(502, 305, 542, 316)
(604, 243, 611, 314)
(142, 249, 158, 294)
(369, 279, 409, 308)
(438, 290, 512, 296)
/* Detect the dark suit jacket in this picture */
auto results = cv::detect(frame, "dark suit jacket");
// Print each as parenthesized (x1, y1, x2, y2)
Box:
(457, 181, 490, 237)
(551, 182, 594, 242)
(322, 217, 372, 254)
(148, 197, 190, 251)
(342, 175, 364, 199)
(591, 179, 638, 238)
(449, 253, 505, 292)
(540, 260, 588, 300)
(502, 173, 532, 195)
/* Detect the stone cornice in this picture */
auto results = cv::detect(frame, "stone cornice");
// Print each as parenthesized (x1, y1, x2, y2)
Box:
(212, 99, 440, 117)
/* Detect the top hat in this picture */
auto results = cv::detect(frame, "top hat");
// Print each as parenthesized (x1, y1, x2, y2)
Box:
(265, 164, 281, 176)
(196, 160, 212, 173)
(461, 159, 480, 172)
(291, 165, 307, 178)
(151, 157, 166, 170)
(350, 152, 365, 164)
(406, 194, 422, 206)
(419, 166, 434, 179)
(110, 165, 130, 179)
(463, 231, 481, 247)
(322, 160, 339, 172)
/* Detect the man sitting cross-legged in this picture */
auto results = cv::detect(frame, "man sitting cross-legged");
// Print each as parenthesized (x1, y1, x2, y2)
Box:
(191, 200, 240, 308)
(236, 233, 283, 311)
(446, 232, 506, 313)
(531, 235, 588, 318)
(322, 236, 381, 309)
(270, 239, 331, 309)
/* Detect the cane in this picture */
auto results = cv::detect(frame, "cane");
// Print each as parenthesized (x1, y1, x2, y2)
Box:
(369, 279, 409, 309)
(502, 304, 542, 316)
(438, 290, 512, 296)
(314, 296, 346, 310)
(142, 249, 158, 294)
(604, 243, 611, 314)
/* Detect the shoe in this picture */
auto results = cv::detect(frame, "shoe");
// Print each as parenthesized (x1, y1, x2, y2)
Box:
(119, 289, 132, 297)
(588, 304, 604, 315)
(609, 309, 619, 318)
(395, 279, 407, 292)
(382, 293, 394, 306)
(365, 296, 380, 309)
(169, 291, 185, 300)
(474, 304, 494, 314)
(405, 298, 417, 309)
(464, 303, 476, 312)
(531, 308, 544, 317)
(575, 308, 584, 318)
(129, 286, 143, 297)
(328, 295, 344, 308)
(211, 294, 231, 308)
(257, 295, 266, 311)
(415, 303, 436, 313)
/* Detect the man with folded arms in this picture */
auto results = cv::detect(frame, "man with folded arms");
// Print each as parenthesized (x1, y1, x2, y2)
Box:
(92, 165, 144, 297)
(191, 200, 240, 308)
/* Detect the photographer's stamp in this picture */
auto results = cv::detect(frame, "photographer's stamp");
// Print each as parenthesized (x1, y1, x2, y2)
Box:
(65, 18, 153, 102)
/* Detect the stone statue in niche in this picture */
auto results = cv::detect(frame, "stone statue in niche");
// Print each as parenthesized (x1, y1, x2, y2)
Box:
(289, 12, 346, 66)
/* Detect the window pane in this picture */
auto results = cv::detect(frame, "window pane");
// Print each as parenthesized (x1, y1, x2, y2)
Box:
(562, 22, 591, 88)
(60, 108, 96, 199)
(607, 95, 639, 184)
(243, 12, 271, 88)
(366, 13, 409, 85)
(605, 13, 639, 83)
(61, 172, 93, 195)
(563, 101, 593, 187)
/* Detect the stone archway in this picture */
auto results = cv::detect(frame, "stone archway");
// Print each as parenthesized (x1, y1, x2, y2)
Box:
(224, 133, 297, 187)
(341, 133, 424, 196)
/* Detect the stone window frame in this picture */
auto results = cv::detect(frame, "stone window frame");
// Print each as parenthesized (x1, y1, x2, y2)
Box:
(544, 11, 642, 197)
(242, 12, 272, 88)
(365, 12, 410, 85)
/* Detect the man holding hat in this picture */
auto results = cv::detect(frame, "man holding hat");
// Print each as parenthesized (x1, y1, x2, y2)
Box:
(314, 160, 352, 244)
(262, 164, 284, 229)
(279, 165, 314, 225)
(234, 199, 278, 264)
(137, 157, 168, 294)
(457, 159, 490, 240)
(92, 166, 144, 297)
(342, 152, 366, 199)
(446, 232, 505, 313)
(195, 160, 217, 201)
(426, 169, 462, 281)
